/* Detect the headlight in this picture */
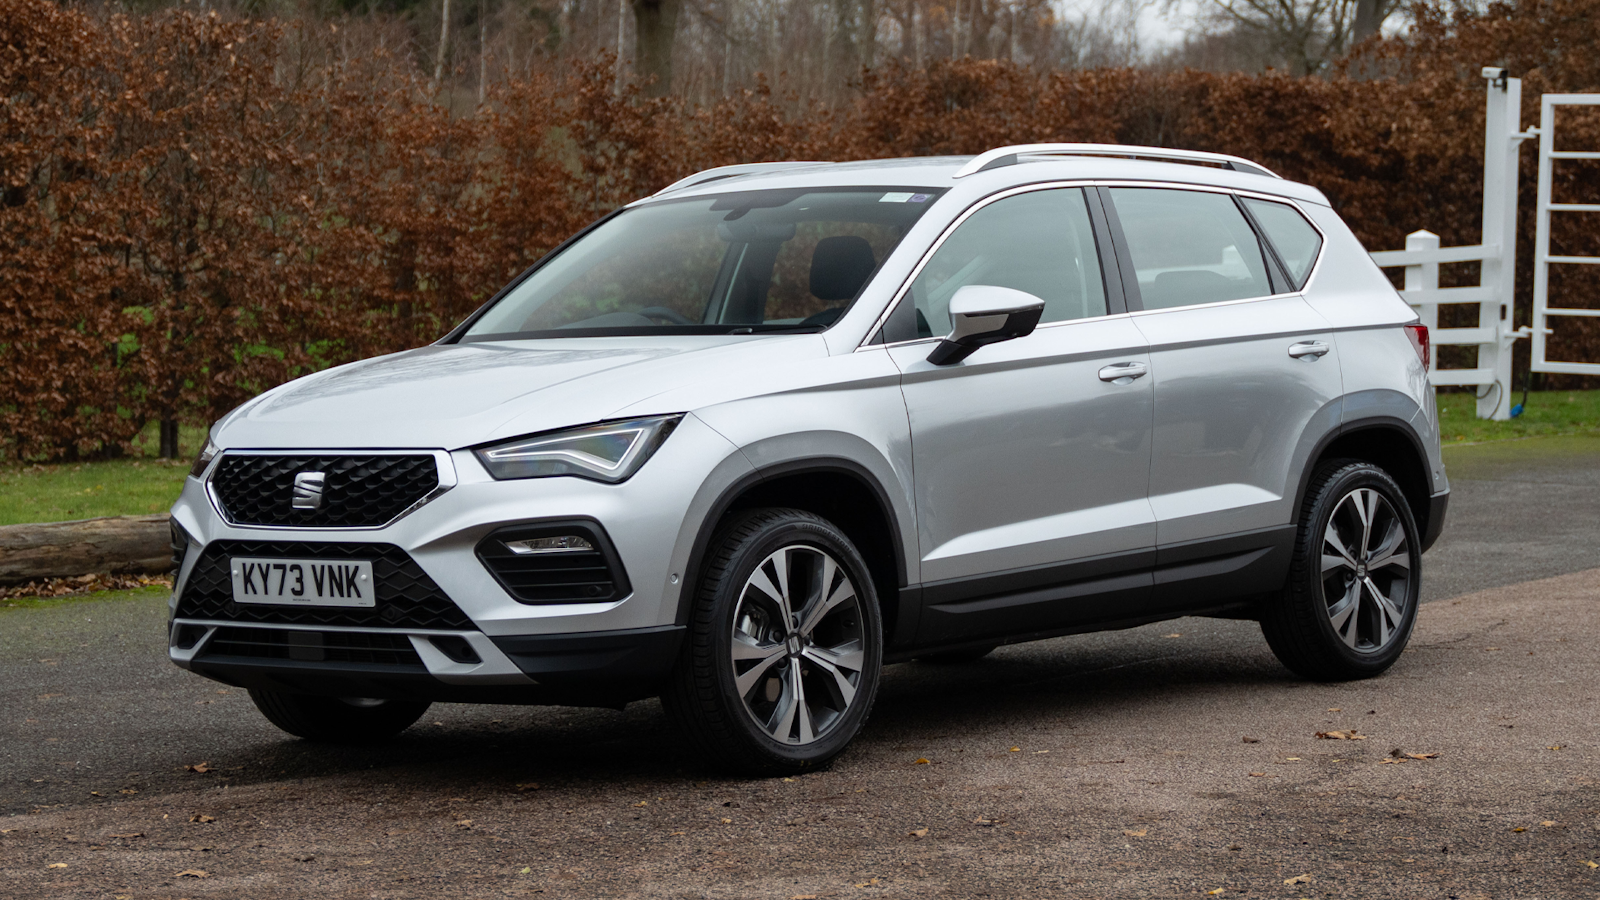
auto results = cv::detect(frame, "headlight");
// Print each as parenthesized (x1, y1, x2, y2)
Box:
(190, 437, 220, 479)
(475, 415, 682, 483)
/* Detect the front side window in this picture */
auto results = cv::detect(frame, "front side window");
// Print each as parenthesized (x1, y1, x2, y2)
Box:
(908, 187, 1107, 338)
(1243, 197, 1323, 290)
(461, 188, 941, 340)
(1109, 187, 1273, 310)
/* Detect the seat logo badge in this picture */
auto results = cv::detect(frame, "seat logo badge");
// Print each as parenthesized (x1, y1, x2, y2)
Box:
(292, 472, 327, 510)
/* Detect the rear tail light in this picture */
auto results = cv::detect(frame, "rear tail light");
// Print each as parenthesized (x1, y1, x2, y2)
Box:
(1404, 324, 1430, 368)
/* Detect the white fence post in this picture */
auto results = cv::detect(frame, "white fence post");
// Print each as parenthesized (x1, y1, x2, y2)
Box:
(1478, 72, 1521, 420)
(1404, 230, 1440, 376)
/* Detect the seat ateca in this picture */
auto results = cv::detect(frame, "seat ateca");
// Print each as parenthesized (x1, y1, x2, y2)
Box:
(168, 144, 1448, 773)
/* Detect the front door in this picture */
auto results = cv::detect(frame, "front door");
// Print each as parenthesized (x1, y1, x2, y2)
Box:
(887, 186, 1157, 644)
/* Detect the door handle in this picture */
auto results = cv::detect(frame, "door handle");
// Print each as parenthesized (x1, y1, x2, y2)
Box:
(1288, 341, 1330, 360)
(1098, 361, 1148, 384)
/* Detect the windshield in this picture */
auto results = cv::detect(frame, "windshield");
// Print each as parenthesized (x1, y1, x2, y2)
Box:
(461, 187, 943, 340)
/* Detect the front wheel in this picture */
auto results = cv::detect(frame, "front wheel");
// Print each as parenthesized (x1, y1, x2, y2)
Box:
(663, 508, 883, 775)
(1261, 460, 1422, 681)
(249, 690, 430, 743)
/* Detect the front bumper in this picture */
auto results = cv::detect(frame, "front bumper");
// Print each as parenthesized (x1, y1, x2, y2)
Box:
(167, 413, 749, 703)
(172, 621, 685, 706)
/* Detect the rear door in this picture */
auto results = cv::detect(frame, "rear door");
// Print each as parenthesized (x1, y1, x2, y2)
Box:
(885, 186, 1157, 645)
(1100, 186, 1342, 613)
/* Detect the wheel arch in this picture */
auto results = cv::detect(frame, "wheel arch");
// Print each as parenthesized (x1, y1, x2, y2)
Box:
(676, 458, 910, 646)
(1297, 416, 1436, 548)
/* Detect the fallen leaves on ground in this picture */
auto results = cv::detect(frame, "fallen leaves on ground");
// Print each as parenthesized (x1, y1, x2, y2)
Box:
(1284, 874, 1312, 885)
(454, 819, 473, 829)
(515, 783, 540, 792)
(1542, 820, 1558, 827)
(186, 762, 213, 774)
(189, 814, 215, 824)
(109, 832, 143, 839)
(1207, 890, 1225, 895)
(0, 574, 171, 601)
(1008, 747, 1020, 752)
(854, 878, 880, 888)
(1122, 829, 1147, 837)
(1584, 860, 1598, 869)
(973, 816, 1002, 827)
(1241, 736, 1259, 743)
(47, 863, 66, 869)
(1315, 731, 1365, 741)
(175, 869, 210, 878)
(907, 828, 928, 838)
(913, 758, 930, 765)
(1384, 749, 1439, 762)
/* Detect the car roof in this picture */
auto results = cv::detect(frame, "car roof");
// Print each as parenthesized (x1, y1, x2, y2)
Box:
(639, 151, 1331, 207)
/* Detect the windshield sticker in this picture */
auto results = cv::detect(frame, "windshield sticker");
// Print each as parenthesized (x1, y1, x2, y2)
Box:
(909, 193, 930, 203)
(879, 192, 914, 203)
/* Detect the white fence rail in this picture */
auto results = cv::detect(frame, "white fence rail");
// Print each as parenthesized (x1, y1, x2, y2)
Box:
(1532, 92, 1600, 376)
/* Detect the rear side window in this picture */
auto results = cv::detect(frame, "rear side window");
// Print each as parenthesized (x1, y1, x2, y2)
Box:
(1108, 187, 1273, 310)
(1242, 198, 1323, 290)
(909, 187, 1107, 337)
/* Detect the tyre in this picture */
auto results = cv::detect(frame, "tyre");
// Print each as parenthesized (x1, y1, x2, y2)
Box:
(663, 508, 883, 775)
(1261, 460, 1422, 681)
(916, 644, 998, 664)
(248, 689, 430, 743)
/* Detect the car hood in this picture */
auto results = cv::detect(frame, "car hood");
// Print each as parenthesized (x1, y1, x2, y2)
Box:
(215, 335, 829, 450)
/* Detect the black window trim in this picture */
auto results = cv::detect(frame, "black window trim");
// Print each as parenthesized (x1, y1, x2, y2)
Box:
(865, 181, 1125, 348)
(1097, 182, 1313, 314)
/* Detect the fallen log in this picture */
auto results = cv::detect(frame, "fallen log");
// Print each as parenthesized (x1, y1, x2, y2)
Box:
(0, 515, 173, 585)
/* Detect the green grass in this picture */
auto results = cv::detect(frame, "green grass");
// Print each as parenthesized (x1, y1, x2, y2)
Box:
(0, 419, 209, 526)
(0, 584, 168, 612)
(1436, 389, 1600, 445)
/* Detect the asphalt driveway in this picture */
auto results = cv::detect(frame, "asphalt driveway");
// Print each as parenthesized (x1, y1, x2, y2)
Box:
(2, 435, 1596, 898)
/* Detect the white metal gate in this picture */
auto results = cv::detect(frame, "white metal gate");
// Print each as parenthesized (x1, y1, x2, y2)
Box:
(1368, 70, 1534, 420)
(1532, 92, 1600, 376)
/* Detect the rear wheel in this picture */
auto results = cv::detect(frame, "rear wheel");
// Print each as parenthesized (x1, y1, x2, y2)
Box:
(1262, 460, 1421, 681)
(663, 508, 882, 775)
(249, 690, 430, 743)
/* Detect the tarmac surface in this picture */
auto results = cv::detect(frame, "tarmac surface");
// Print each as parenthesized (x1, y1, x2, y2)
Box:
(2, 436, 1597, 898)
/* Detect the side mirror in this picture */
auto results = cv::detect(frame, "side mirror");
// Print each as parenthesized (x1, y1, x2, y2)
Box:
(926, 285, 1045, 366)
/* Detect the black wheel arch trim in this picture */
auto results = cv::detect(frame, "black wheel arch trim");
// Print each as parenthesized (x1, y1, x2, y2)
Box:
(1294, 415, 1442, 551)
(675, 457, 911, 640)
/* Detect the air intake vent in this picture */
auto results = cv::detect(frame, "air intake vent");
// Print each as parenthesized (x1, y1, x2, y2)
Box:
(476, 522, 631, 605)
(210, 454, 439, 528)
(201, 626, 425, 668)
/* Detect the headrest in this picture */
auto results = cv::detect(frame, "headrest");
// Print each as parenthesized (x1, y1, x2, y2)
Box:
(809, 235, 877, 302)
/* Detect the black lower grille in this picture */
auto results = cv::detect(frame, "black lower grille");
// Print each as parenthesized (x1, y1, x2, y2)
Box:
(211, 454, 438, 528)
(202, 626, 425, 667)
(176, 540, 473, 630)
(476, 522, 631, 605)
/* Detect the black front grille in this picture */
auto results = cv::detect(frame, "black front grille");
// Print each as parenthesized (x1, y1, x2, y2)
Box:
(201, 626, 425, 668)
(475, 522, 631, 605)
(176, 540, 473, 630)
(211, 454, 438, 528)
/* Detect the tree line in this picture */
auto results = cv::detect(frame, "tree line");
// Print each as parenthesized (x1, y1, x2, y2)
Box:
(3, 0, 1598, 461)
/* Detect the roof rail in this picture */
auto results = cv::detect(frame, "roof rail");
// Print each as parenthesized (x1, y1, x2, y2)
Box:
(953, 143, 1280, 179)
(652, 161, 833, 197)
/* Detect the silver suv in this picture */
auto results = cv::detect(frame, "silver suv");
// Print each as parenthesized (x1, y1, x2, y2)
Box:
(168, 143, 1448, 774)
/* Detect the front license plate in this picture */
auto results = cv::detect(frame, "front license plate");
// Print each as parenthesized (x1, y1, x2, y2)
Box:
(230, 558, 376, 608)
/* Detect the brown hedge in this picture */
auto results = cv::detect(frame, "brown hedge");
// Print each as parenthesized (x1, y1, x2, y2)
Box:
(3, 0, 1597, 460)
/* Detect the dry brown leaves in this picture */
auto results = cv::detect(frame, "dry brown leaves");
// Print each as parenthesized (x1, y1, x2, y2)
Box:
(0, 575, 172, 602)
(1315, 731, 1366, 741)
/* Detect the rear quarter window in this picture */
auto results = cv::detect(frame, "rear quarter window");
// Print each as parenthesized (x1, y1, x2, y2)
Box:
(1242, 198, 1323, 290)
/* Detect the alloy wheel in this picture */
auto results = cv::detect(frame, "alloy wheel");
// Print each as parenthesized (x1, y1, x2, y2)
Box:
(729, 544, 866, 745)
(1320, 487, 1413, 653)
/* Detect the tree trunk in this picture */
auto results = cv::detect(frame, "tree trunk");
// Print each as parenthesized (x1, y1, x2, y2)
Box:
(631, 0, 680, 97)
(858, 0, 876, 69)
(1352, 0, 1384, 44)
(159, 419, 181, 460)
(434, 0, 452, 84)
(0, 515, 173, 585)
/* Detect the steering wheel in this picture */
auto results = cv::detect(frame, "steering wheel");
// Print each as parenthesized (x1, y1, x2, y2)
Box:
(637, 306, 694, 325)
